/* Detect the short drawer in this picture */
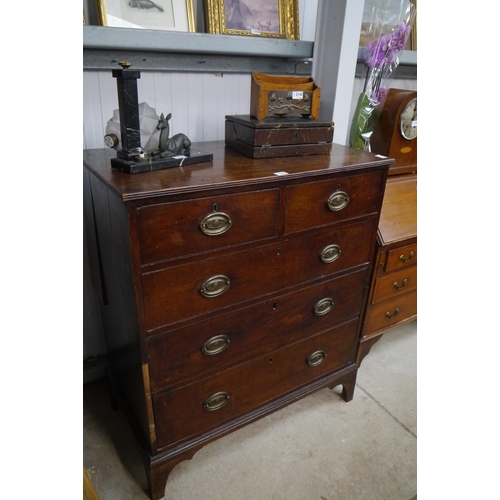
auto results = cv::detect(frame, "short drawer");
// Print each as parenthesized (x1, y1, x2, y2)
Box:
(362, 289, 417, 337)
(152, 318, 358, 449)
(137, 189, 280, 264)
(385, 243, 417, 272)
(372, 265, 417, 304)
(284, 170, 386, 234)
(147, 269, 367, 392)
(142, 219, 376, 332)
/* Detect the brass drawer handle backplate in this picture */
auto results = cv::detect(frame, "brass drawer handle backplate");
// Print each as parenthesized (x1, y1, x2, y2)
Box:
(204, 391, 230, 411)
(306, 350, 327, 367)
(202, 335, 231, 356)
(320, 244, 341, 264)
(399, 251, 415, 264)
(386, 308, 400, 319)
(199, 212, 232, 236)
(200, 275, 230, 298)
(313, 298, 334, 316)
(327, 190, 350, 212)
(394, 279, 408, 290)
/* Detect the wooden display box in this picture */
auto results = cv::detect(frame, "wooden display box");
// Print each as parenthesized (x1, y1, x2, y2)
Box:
(225, 114, 334, 159)
(250, 72, 321, 121)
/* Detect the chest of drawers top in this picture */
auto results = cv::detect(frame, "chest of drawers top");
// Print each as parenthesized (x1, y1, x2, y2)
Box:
(83, 141, 392, 202)
(378, 174, 417, 246)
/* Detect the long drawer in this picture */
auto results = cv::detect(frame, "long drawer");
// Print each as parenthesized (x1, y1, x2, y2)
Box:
(152, 318, 358, 449)
(363, 289, 417, 335)
(137, 189, 280, 264)
(142, 219, 377, 332)
(147, 269, 367, 392)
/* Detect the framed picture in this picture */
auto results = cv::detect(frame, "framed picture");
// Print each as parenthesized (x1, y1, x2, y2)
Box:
(410, 0, 417, 50)
(359, 0, 416, 50)
(204, 0, 299, 40)
(96, 0, 196, 32)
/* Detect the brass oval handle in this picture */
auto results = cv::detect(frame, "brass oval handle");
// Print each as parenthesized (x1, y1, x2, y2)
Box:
(204, 391, 230, 411)
(394, 278, 408, 291)
(320, 244, 341, 264)
(399, 251, 415, 264)
(386, 308, 400, 319)
(202, 335, 231, 356)
(327, 190, 349, 212)
(199, 212, 232, 236)
(200, 275, 230, 298)
(306, 350, 327, 367)
(313, 298, 334, 316)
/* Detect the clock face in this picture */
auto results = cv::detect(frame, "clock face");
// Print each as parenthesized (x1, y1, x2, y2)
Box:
(399, 98, 417, 140)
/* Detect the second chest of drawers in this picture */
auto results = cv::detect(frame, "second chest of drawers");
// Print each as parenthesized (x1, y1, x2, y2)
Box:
(358, 173, 417, 363)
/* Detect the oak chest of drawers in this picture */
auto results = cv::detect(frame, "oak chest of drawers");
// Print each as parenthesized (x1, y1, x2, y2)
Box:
(83, 141, 390, 500)
(358, 173, 417, 363)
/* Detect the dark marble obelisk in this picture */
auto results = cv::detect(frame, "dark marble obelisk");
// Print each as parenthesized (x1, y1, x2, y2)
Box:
(108, 61, 213, 173)
(112, 61, 142, 161)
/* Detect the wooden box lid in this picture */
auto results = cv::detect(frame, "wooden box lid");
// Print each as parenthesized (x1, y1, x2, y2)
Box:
(226, 114, 333, 130)
(225, 115, 334, 158)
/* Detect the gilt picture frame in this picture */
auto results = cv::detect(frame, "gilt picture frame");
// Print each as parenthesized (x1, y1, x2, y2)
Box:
(359, 0, 416, 50)
(204, 0, 299, 40)
(96, 0, 195, 32)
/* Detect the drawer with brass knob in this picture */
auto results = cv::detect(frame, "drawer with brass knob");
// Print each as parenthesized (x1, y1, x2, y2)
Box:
(137, 188, 280, 264)
(152, 317, 359, 450)
(284, 170, 386, 234)
(362, 290, 417, 335)
(372, 265, 417, 304)
(384, 243, 417, 272)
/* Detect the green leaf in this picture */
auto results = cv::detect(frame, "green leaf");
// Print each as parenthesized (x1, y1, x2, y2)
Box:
(349, 93, 380, 151)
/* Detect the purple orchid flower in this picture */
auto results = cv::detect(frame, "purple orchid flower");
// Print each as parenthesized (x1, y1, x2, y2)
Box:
(365, 22, 411, 69)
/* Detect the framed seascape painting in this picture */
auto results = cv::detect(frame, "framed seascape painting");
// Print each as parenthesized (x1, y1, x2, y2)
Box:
(96, 0, 195, 32)
(205, 0, 299, 39)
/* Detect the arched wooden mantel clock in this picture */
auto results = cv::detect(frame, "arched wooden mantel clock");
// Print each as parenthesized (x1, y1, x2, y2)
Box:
(357, 88, 417, 365)
(371, 89, 417, 176)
